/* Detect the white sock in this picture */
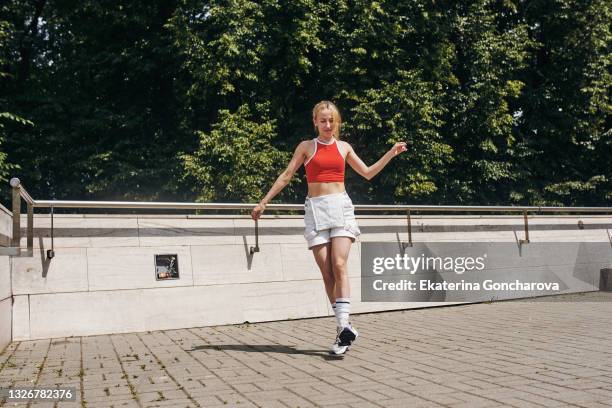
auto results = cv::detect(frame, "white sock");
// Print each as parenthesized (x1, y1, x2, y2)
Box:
(335, 298, 350, 328)
(331, 302, 337, 320)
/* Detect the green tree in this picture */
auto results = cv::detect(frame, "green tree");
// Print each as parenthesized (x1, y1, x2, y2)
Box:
(4, 0, 187, 200)
(346, 70, 452, 203)
(440, 0, 533, 204)
(1, 0, 609, 206)
(517, 0, 611, 205)
(0, 11, 33, 184)
(182, 104, 292, 203)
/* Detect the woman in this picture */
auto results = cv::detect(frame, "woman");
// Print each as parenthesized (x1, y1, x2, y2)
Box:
(251, 101, 407, 355)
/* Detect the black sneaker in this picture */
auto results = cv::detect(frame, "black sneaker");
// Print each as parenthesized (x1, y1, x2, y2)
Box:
(338, 324, 358, 347)
(329, 327, 348, 355)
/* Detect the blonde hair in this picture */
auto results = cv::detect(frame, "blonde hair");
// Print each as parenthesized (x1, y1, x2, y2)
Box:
(312, 100, 342, 139)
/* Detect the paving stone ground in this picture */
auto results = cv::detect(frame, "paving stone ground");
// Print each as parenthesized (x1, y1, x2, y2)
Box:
(1, 292, 611, 408)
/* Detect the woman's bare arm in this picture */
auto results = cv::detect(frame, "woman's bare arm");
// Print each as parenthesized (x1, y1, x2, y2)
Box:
(345, 141, 407, 180)
(251, 141, 310, 219)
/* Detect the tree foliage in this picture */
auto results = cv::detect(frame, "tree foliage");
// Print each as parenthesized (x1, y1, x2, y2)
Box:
(1, 0, 610, 206)
(0, 11, 33, 182)
(182, 103, 292, 202)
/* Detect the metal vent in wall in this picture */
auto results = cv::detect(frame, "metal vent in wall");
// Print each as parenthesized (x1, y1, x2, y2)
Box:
(155, 254, 179, 280)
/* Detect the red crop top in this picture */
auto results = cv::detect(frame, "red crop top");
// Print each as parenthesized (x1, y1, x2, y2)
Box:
(304, 138, 345, 183)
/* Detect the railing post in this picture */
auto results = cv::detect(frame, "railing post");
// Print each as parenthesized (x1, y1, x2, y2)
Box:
(401, 210, 413, 249)
(47, 206, 55, 259)
(27, 202, 33, 253)
(10, 178, 21, 248)
(249, 219, 260, 254)
(406, 210, 413, 247)
(522, 210, 530, 244)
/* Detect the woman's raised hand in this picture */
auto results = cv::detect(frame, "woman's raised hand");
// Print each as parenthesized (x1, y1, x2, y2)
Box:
(390, 141, 408, 156)
(251, 202, 266, 220)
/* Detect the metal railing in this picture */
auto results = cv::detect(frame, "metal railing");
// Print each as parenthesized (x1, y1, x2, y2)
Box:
(1, 178, 35, 256)
(3, 177, 612, 257)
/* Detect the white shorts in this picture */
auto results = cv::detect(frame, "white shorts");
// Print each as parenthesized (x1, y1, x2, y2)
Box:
(304, 192, 361, 249)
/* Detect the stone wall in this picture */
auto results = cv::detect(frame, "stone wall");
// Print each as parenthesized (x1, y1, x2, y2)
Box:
(0, 204, 12, 351)
(10, 213, 612, 340)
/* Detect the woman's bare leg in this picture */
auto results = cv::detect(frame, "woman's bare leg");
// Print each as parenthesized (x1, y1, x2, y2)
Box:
(311, 243, 334, 303)
(329, 236, 358, 354)
(330, 237, 352, 299)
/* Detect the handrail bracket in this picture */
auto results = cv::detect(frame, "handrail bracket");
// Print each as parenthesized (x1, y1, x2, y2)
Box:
(402, 210, 413, 249)
(249, 219, 260, 254)
(519, 210, 530, 244)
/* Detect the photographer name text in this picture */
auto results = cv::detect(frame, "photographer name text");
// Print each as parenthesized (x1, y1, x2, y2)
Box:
(372, 279, 560, 291)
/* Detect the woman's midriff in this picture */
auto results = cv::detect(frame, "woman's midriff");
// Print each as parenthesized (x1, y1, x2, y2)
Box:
(307, 182, 346, 198)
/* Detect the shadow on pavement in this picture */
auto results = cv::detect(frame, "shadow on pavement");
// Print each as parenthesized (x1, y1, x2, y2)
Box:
(189, 344, 344, 360)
